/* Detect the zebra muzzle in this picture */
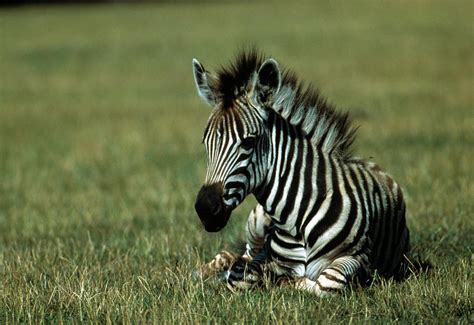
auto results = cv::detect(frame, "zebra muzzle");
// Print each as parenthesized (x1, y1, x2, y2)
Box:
(195, 183, 231, 232)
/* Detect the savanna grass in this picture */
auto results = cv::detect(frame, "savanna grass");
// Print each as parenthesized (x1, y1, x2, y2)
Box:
(0, 0, 472, 322)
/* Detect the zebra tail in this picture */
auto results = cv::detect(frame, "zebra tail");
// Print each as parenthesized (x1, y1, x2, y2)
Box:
(394, 253, 433, 281)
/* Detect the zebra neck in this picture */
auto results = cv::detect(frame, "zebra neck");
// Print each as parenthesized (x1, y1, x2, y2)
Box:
(253, 113, 321, 235)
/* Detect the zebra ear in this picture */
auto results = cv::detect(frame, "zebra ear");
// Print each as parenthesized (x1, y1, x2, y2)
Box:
(192, 58, 217, 107)
(255, 58, 281, 105)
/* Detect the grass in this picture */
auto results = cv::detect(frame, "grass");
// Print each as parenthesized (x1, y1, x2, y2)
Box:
(0, 0, 472, 322)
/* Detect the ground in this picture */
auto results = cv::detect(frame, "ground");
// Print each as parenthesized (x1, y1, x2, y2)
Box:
(0, 0, 472, 322)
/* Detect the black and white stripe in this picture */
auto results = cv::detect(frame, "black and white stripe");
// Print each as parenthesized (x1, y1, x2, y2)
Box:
(192, 50, 410, 295)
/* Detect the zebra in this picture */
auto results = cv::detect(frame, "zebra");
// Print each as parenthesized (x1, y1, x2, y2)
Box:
(192, 50, 411, 296)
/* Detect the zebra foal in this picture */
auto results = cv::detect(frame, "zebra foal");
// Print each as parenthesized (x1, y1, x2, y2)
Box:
(192, 50, 411, 296)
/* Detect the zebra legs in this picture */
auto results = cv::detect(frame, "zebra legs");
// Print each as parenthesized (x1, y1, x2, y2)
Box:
(224, 205, 272, 288)
(285, 255, 368, 297)
(194, 250, 247, 280)
(196, 205, 370, 297)
(194, 205, 272, 281)
(243, 205, 272, 259)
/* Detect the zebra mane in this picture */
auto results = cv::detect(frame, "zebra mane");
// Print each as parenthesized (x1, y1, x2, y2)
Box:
(215, 50, 357, 160)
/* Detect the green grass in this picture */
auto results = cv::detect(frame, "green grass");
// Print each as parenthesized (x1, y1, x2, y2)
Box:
(0, 0, 472, 322)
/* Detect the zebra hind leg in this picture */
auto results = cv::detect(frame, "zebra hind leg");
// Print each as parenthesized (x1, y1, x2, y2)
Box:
(281, 255, 368, 297)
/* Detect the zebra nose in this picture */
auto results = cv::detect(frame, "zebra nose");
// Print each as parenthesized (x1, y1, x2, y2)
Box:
(195, 184, 224, 219)
(211, 202, 222, 215)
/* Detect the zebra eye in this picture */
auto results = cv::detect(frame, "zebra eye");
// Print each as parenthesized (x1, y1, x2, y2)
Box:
(240, 136, 257, 150)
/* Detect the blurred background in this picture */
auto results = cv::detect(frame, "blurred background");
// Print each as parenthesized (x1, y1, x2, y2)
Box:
(0, 0, 472, 321)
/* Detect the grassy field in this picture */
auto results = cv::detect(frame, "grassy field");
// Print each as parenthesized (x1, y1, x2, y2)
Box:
(0, 0, 472, 322)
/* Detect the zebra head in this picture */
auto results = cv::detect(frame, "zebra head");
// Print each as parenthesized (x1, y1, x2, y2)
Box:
(192, 56, 281, 232)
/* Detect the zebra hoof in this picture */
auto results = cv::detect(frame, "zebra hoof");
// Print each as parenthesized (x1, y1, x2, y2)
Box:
(217, 270, 230, 282)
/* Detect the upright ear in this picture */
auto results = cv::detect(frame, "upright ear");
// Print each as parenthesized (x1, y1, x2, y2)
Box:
(255, 58, 281, 105)
(192, 59, 217, 107)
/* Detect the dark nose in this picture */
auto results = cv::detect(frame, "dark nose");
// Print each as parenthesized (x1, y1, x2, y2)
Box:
(195, 184, 223, 220)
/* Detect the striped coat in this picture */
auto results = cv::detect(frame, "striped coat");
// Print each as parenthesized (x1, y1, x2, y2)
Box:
(192, 50, 410, 295)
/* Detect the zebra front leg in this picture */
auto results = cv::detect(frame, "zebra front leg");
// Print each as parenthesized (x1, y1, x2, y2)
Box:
(223, 205, 272, 290)
(194, 251, 248, 280)
(225, 250, 270, 290)
(282, 255, 367, 297)
(195, 205, 271, 283)
(243, 204, 272, 259)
